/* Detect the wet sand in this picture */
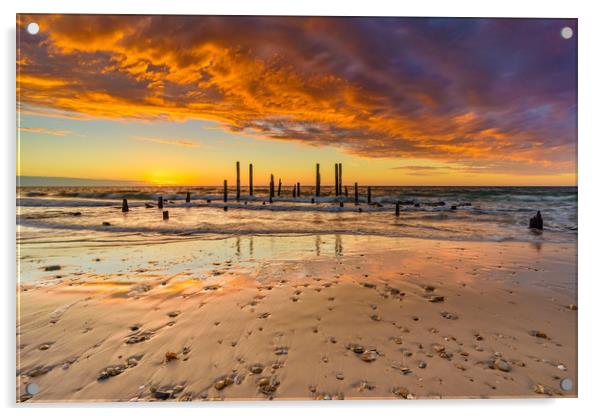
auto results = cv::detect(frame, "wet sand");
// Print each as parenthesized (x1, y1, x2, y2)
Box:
(16, 235, 577, 402)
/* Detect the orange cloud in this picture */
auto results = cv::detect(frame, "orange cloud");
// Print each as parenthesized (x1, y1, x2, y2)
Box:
(16, 15, 577, 177)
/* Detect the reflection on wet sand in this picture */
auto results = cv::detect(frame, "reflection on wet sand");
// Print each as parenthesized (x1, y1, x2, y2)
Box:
(17, 235, 577, 402)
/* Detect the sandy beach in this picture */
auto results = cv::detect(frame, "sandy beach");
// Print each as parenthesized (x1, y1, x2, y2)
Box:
(16, 234, 577, 402)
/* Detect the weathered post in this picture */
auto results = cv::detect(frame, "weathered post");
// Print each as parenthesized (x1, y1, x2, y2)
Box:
(529, 211, 543, 230)
(335, 163, 339, 196)
(269, 174, 274, 203)
(293, 186, 296, 198)
(158, 196, 164, 209)
(297, 182, 301, 197)
(277, 178, 282, 197)
(223, 180, 228, 202)
(122, 198, 129, 212)
(186, 192, 191, 203)
(368, 187, 372, 204)
(345, 186, 349, 197)
(316, 163, 321, 197)
(354, 182, 359, 205)
(395, 201, 400, 217)
(236, 161, 241, 201)
(163, 210, 169, 220)
(249, 163, 254, 196)
(338, 163, 342, 196)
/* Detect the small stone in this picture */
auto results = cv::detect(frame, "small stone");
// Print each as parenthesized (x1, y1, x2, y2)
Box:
(494, 358, 511, 372)
(370, 314, 381, 321)
(257, 377, 280, 395)
(167, 311, 180, 318)
(102, 222, 111, 226)
(153, 390, 172, 400)
(362, 283, 376, 289)
(274, 347, 288, 355)
(349, 344, 365, 354)
(360, 350, 378, 362)
(165, 351, 179, 362)
(557, 364, 567, 371)
(336, 373, 345, 380)
(529, 330, 548, 339)
(250, 364, 264, 374)
(533, 384, 552, 395)
(38, 344, 50, 350)
(214, 376, 234, 390)
(440, 311, 458, 320)
(567, 304, 577, 311)
(428, 295, 445, 303)
(44, 265, 61, 271)
(392, 386, 411, 399)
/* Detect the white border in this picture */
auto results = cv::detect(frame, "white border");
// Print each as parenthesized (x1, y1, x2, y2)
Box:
(3, 1, 601, 415)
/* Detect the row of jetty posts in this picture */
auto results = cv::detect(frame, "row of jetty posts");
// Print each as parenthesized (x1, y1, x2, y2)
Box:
(120, 161, 544, 230)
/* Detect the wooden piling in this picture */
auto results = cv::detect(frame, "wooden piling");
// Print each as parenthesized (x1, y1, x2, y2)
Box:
(345, 186, 349, 197)
(335, 163, 339, 196)
(395, 201, 400, 217)
(316, 164, 321, 197)
(277, 178, 282, 197)
(122, 198, 129, 212)
(354, 182, 359, 205)
(249, 163, 254, 196)
(368, 186, 372, 204)
(186, 192, 191, 203)
(297, 182, 301, 197)
(163, 210, 169, 220)
(236, 161, 241, 201)
(158, 196, 163, 209)
(338, 163, 342, 196)
(223, 180, 228, 202)
(270, 174, 275, 199)
(293, 186, 296, 198)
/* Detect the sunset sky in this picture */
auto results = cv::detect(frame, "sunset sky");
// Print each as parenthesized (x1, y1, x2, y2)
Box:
(17, 15, 577, 186)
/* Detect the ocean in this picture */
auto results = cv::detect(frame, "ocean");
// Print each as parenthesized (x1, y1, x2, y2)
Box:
(16, 186, 577, 244)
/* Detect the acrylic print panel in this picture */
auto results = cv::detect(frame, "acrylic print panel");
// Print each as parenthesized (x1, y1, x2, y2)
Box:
(16, 14, 577, 402)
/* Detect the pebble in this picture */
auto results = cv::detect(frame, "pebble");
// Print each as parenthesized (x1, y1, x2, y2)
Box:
(567, 304, 577, 311)
(214, 376, 234, 390)
(44, 265, 61, 272)
(153, 390, 172, 400)
(428, 295, 445, 303)
(165, 352, 179, 362)
(362, 283, 376, 289)
(557, 364, 567, 371)
(336, 373, 345, 380)
(250, 364, 264, 374)
(257, 377, 280, 395)
(440, 311, 458, 320)
(360, 350, 378, 362)
(274, 347, 288, 355)
(392, 386, 411, 399)
(529, 330, 548, 339)
(418, 361, 427, 369)
(167, 311, 180, 318)
(38, 344, 50, 351)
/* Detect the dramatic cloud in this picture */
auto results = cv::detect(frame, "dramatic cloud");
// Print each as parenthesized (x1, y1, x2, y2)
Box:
(17, 15, 577, 175)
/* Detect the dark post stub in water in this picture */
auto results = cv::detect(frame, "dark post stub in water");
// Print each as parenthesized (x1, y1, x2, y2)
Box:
(157, 196, 163, 209)
(529, 211, 543, 230)
(186, 192, 191, 203)
(162, 210, 169, 220)
(122, 198, 129, 212)
(223, 180, 228, 203)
